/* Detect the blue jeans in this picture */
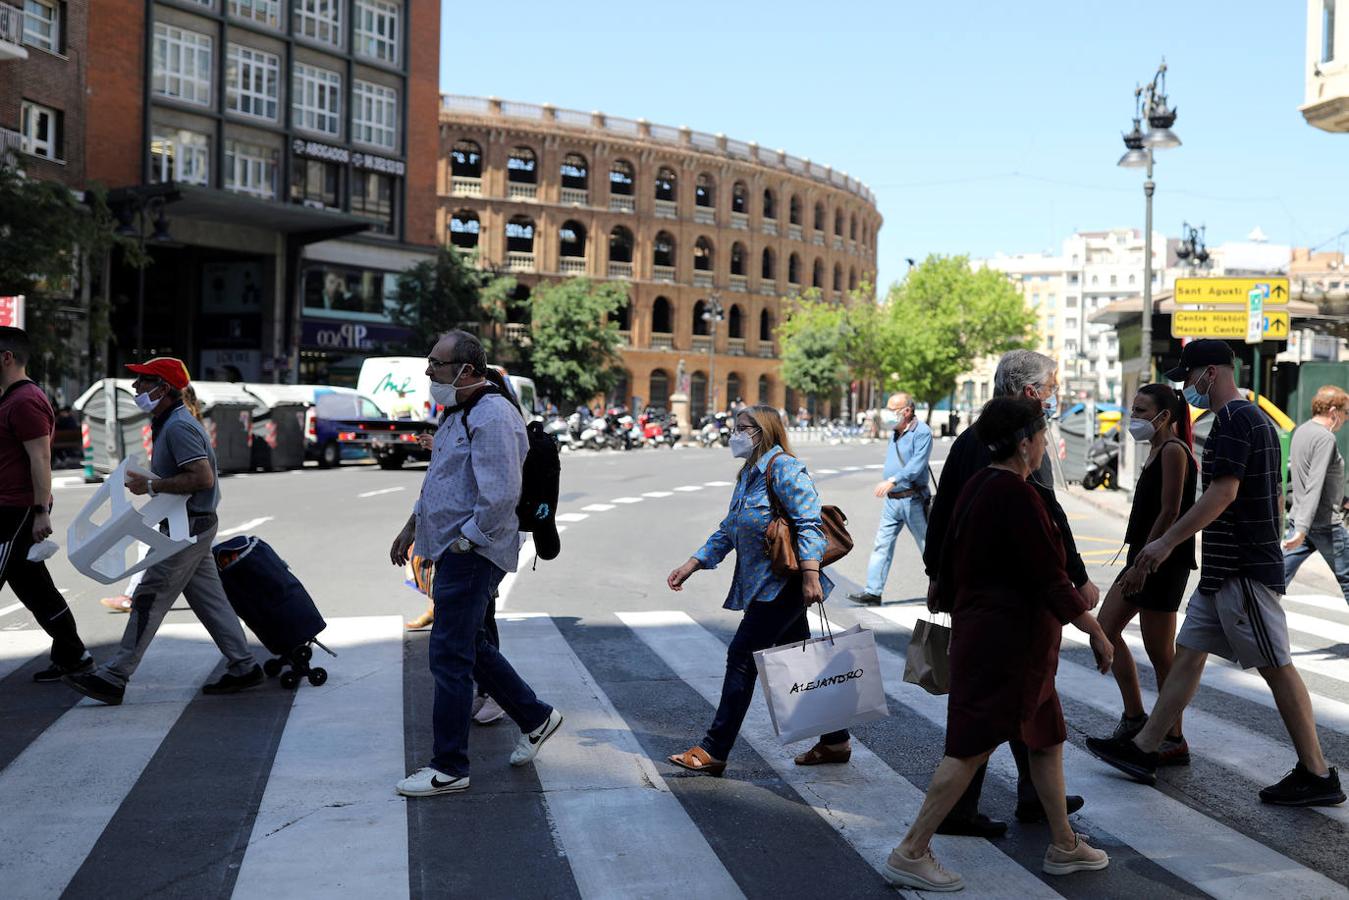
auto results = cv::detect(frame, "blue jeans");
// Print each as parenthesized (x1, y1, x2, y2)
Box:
(428, 551, 552, 777)
(864, 496, 928, 595)
(1284, 523, 1349, 603)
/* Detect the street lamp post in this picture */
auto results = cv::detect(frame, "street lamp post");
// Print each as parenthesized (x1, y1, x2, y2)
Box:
(701, 292, 724, 416)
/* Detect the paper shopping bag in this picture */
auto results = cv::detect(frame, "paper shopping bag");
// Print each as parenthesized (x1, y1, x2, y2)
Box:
(902, 617, 951, 696)
(753, 624, 889, 744)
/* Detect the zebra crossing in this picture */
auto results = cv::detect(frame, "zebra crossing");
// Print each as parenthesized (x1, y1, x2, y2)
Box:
(1, 594, 1348, 898)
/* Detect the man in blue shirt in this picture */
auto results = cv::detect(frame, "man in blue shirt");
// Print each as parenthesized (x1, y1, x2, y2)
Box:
(850, 393, 932, 605)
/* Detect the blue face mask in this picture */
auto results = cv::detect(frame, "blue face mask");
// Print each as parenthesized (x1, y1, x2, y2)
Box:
(1043, 395, 1058, 418)
(1183, 370, 1212, 410)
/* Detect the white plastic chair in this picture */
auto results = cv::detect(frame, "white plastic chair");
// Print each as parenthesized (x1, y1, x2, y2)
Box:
(66, 457, 197, 585)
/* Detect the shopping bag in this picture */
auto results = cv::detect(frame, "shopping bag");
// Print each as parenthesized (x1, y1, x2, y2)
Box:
(902, 616, 951, 696)
(754, 624, 889, 744)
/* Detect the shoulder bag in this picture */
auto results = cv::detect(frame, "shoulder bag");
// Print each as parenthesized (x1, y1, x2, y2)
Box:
(764, 452, 853, 576)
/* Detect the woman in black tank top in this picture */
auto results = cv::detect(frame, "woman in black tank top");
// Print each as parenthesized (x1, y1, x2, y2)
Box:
(1093, 385, 1197, 766)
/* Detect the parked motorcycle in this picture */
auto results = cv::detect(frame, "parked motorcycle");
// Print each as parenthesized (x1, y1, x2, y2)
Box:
(1081, 426, 1120, 490)
(544, 416, 573, 451)
(579, 415, 611, 451)
(641, 409, 679, 448)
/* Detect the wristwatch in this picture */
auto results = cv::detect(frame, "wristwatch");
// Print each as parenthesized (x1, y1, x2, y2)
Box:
(449, 536, 475, 554)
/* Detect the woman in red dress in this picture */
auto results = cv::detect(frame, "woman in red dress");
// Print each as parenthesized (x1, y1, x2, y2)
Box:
(884, 397, 1115, 892)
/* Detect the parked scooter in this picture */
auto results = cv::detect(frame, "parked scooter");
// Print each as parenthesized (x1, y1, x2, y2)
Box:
(1081, 426, 1120, 490)
(544, 416, 573, 451)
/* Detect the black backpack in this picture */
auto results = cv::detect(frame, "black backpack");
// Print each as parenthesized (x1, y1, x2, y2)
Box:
(458, 388, 562, 561)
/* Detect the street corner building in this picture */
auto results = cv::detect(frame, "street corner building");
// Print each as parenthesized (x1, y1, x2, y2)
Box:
(437, 96, 882, 417)
(0, 0, 441, 388)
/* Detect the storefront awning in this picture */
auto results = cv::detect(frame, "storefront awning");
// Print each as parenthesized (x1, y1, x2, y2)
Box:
(110, 184, 372, 246)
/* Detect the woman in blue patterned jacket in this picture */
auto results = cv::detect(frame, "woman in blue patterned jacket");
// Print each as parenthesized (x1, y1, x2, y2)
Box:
(666, 405, 850, 776)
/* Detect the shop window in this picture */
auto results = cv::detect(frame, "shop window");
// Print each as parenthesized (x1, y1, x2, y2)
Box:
(302, 263, 398, 320)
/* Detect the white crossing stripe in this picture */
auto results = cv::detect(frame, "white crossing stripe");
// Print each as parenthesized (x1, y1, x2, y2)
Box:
(864, 464, 884, 470)
(219, 516, 275, 537)
(617, 610, 1062, 898)
(673, 486, 703, 493)
(0, 601, 26, 620)
(609, 497, 644, 504)
(1285, 592, 1349, 615)
(815, 468, 840, 475)
(357, 486, 406, 498)
(0, 625, 224, 896)
(703, 481, 734, 487)
(841, 466, 863, 472)
(233, 617, 407, 898)
(642, 491, 673, 498)
(502, 614, 745, 899)
(846, 607, 1347, 898)
(581, 503, 616, 513)
(0, 628, 57, 681)
(556, 513, 589, 523)
(494, 541, 536, 612)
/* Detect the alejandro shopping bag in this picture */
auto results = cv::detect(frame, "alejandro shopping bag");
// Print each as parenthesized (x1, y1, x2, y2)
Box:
(902, 616, 951, 696)
(754, 624, 889, 744)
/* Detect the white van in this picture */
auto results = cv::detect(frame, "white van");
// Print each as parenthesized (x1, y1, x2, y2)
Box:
(358, 356, 433, 421)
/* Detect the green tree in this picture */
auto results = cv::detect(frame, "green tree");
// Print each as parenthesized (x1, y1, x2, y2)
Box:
(885, 254, 1037, 418)
(838, 282, 897, 397)
(390, 246, 515, 356)
(778, 291, 847, 403)
(526, 277, 628, 409)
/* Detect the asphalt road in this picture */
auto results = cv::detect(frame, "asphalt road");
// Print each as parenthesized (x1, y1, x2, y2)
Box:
(2, 436, 1348, 899)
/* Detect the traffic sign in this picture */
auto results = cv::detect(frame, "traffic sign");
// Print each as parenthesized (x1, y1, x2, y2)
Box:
(1172, 309, 1289, 340)
(1246, 285, 1266, 345)
(1174, 277, 1289, 306)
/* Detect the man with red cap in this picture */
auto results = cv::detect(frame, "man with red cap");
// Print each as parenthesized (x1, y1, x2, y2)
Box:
(65, 357, 262, 705)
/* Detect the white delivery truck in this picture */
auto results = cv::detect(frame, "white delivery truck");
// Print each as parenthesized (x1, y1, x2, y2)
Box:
(358, 356, 434, 421)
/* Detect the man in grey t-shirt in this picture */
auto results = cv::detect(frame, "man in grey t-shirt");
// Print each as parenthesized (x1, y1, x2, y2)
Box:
(65, 358, 260, 706)
(1284, 384, 1349, 603)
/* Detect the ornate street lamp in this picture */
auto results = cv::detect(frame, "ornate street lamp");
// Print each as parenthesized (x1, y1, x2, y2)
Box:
(701, 292, 724, 416)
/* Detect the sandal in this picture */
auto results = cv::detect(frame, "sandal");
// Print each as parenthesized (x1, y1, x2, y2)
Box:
(794, 742, 852, 766)
(668, 746, 726, 777)
(100, 595, 132, 613)
(405, 611, 435, 630)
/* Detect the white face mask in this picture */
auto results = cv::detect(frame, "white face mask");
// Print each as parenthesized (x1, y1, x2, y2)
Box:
(133, 386, 161, 413)
(880, 409, 899, 426)
(729, 431, 755, 459)
(1128, 412, 1162, 443)
(432, 364, 481, 409)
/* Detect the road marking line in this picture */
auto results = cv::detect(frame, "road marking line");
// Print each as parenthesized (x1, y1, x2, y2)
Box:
(52, 476, 86, 490)
(556, 513, 589, 523)
(357, 486, 405, 498)
(642, 491, 673, 498)
(581, 503, 616, 512)
(673, 486, 702, 492)
(0, 628, 53, 681)
(815, 468, 839, 475)
(864, 464, 884, 470)
(841, 465, 863, 471)
(703, 481, 733, 487)
(610, 497, 644, 504)
(218, 516, 275, 537)
(0, 601, 24, 618)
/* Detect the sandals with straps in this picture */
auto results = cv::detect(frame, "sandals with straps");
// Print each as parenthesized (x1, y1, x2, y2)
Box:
(668, 745, 726, 777)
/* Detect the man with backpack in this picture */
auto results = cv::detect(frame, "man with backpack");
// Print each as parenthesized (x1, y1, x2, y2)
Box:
(391, 331, 562, 797)
(849, 392, 932, 605)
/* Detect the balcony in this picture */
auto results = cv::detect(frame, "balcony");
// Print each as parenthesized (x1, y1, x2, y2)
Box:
(812, 233, 825, 247)
(761, 219, 778, 236)
(560, 257, 587, 275)
(729, 274, 748, 293)
(610, 195, 635, 213)
(652, 265, 676, 283)
(693, 271, 714, 288)
(758, 282, 777, 296)
(693, 207, 716, 226)
(788, 224, 803, 242)
(560, 187, 588, 206)
(450, 176, 482, 197)
(654, 199, 678, 219)
(617, 330, 631, 348)
(505, 252, 536, 272)
(757, 343, 776, 359)
(0, 126, 26, 164)
(508, 182, 538, 201)
(650, 334, 674, 350)
(0, 3, 26, 61)
(832, 235, 844, 250)
(607, 261, 633, 279)
(727, 338, 746, 357)
(730, 211, 748, 231)
(692, 335, 713, 353)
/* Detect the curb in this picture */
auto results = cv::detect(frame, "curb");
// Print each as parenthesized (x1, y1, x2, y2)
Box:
(1065, 485, 1129, 521)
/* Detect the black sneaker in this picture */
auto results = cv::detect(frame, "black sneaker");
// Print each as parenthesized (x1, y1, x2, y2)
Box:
(1157, 737, 1191, 768)
(935, 812, 1008, 838)
(1014, 794, 1085, 823)
(1086, 735, 1158, 785)
(63, 671, 125, 706)
(1259, 763, 1346, 807)
(848, 591, 883, 606)
(1111, 712, 1148, 740)
(33, 655, 94, 683)
(203, 664, 265, 695)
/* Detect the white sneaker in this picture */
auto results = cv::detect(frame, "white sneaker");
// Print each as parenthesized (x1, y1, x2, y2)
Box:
(396, 767, 469, 797)
(510, 708, 563, 767)
(473, 696, 505, 725)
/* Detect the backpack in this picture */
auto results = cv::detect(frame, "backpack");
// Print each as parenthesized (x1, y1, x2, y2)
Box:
(458, 388, 562, 561)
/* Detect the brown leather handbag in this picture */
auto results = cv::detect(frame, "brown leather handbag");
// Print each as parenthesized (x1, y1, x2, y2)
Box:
(764, 452, 853, 576)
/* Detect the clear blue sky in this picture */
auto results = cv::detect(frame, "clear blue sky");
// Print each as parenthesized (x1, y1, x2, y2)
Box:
(439, 0, 1348, 293)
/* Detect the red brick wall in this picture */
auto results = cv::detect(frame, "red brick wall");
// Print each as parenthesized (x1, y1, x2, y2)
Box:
(84, 0, 142, 188)
(403, 0, 440, 248)
(0, 0, 90, 187)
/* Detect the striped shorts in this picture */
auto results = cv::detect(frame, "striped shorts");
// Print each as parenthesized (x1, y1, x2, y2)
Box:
(1177, 577, 1292, 670)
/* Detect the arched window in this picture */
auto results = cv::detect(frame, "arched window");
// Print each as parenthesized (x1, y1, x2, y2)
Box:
(788, 253, 801, 284)
(559, 220, 586, 258)
(449, 210, 479, 249)
(833, 263, 843, 291)
(610, 159, 634, 196)
(695, 173, 715, 208)
(507, 146, 537, 184)
(726, 373, 742, 404)
(614, 300, 631, 332)
(849, 268, 858, 290)
(757, 374, 770, 404)
(759, 309, 773, 341)
(650, 369, 670, 408)
(451, 140, 482, 178)
(813, 201, 825, 231)
(812, 258, 824, 289)
(653, 231, 675, 268)
(789, 194, 802, 225)
(691, 372, 708, 419)
(506, 215, 535, 253)
(651, 296, 673, 333)
(655, 166, 677, 202)
(834, 208, 844, 236)
(850, 214, 857, 240)
(608, 225, 634, 263)
(560, 153, 588, 190)
(693, 236, 714, 272)
(732, 181, 748, 214)
(762, 247, 776, 280)
(507, 284, 531, 323)
(692, 300, 709, 335)
(728, 304, 744, 338)
(730, 242, 747, 276)
(763, 188, 777, 220)
(610, 370, 630, 406)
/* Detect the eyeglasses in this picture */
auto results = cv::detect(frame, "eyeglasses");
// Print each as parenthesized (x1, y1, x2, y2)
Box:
(426, 358, 461, 370)
(733, 425, 761, 435)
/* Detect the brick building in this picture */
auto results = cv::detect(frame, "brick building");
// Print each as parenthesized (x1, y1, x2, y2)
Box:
(438, 96, 882, 416)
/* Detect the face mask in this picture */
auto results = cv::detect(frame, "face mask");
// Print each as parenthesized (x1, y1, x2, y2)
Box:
(729, 431, 755, 459)
(430, 381, 459, 409)
(1042, 394, 1058, 418)
(1183, 371, 1212, 410)
(1128, 412, 1162, 443)
(133, 388, 160, 413)
(880, 409, 899, 426)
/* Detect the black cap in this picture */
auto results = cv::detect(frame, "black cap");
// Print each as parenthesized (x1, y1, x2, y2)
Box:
(1164, 339, 1235, 382)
